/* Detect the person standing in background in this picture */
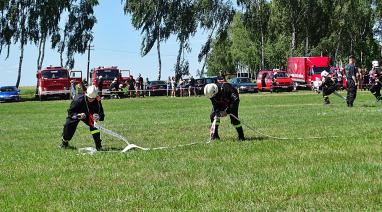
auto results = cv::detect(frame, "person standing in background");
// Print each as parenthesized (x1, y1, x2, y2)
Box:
(188, 74, 196, 96)
(345, 55, 358, 107)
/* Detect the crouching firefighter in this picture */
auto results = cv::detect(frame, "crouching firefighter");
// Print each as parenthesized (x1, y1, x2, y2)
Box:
(60, 85, 105, 150)
(204, 83, 245, 141)
(319, 70, 337, 104)
(370, 61, 382, 102)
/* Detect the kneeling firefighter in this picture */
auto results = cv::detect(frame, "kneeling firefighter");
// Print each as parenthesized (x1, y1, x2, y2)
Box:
(204, 83, 245, 141)
(60, 85, 105, 150)
(370, 61, 382, 102)
(319, 70, 337, 104)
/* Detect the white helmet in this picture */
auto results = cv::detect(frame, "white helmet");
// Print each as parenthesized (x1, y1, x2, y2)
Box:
(86, 85, 99, 99)
(321, 70, 329, 78)
(204, 83, 218, 98)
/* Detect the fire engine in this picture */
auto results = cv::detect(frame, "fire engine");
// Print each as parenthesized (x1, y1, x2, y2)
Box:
(287, 57, 330, 90)
(90, 66, 130, 95)
(35, 66, 82, 101)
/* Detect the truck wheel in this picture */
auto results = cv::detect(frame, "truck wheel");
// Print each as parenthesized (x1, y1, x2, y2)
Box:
(39, 95, 45, 101)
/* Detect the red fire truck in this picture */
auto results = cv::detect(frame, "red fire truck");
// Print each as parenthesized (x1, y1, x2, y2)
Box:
(35, 66, 82, 101)
(256, 69, 293, 92)
(287, 57, 330, 90)
(90, 66, 130, 95)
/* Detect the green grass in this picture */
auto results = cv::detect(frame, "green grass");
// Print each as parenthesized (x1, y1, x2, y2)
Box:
(0, 91, 381, 210)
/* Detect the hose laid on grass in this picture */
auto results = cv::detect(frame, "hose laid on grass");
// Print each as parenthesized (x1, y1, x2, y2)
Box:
(78, 122, 203, 154)
(228, 113, 339, 141)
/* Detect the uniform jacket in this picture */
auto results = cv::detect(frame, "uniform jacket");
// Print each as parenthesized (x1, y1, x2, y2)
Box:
(67, 94, 105, 124)
(210, 83, 239, 113)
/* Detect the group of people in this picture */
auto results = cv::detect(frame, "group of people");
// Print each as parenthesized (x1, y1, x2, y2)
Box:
(60, 77, 245, 151)
(61, 56, 382, 151)
(168, 75, 197, 97)
(319, 55, 381, 107)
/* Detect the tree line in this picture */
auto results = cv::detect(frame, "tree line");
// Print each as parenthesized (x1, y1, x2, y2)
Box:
(1, 1, 382, 87)
(207, 0, 382, 76)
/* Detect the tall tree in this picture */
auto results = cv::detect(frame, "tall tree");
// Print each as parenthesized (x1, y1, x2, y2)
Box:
(123, 0, 172, 80)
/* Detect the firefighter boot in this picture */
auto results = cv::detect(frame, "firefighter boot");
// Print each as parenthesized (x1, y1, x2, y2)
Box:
(94, 140, 102, 151)
(324, 96, 330, 105)
(212, 125, 220, 140)
(92, 132, 102, 151)
(59, 138, 69, 149)
(376, 95, 381, 103)
(236, 126, 245, 141)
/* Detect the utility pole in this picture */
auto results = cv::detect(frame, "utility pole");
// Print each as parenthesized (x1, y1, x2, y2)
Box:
(87, 43, 95, 83)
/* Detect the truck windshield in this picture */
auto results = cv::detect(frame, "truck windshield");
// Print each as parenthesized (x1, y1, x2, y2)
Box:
(42, 70, 68, 79)
(96, 69, 119, 80)
(312, 67, 329, 75)
(274, 72, 288, 78)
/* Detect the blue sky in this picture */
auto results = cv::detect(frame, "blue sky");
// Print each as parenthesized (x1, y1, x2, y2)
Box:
(0, 1, 208, 86)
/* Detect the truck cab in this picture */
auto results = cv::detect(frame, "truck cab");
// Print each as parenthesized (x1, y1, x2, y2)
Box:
(287, 57, 330, 90)
(256, 69, 293, 92)
(35, 66, 81, 101)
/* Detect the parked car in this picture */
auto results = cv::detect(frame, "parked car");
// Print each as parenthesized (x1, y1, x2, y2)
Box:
(257, 69, 293, 92)
(230, 77, 258, 93)
(0, 86, 21, 102)
(195, 77, 217, 95)
(147, 80, 168, 96)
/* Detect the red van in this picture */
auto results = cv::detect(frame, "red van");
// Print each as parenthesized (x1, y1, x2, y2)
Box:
(256, 69, 293, 92)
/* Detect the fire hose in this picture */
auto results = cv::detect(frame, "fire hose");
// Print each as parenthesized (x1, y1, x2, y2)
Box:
(79, 113, 340, 154)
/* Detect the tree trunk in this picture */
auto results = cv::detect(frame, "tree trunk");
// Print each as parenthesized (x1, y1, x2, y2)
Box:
(37, 36, 43, 70)
(37, 34, 47, 70)
(261, 28, 265, 70)
(60, 33, 67, 67)
(39, 34, 47, 69)
(16, 40, 24, 88)
(175, 40, 183, 80)
(304, 36, 309, 56)
(291, 24, 296, 57)
(157, 32, 162, 80)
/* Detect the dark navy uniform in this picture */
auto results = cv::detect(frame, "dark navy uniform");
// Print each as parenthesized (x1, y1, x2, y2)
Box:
(209, 83, 244, 140)
(370, 67, 382, 101)
(320, 75, 336, 104)
(345, 64, 357, 107)
(62, 94, 105, 150)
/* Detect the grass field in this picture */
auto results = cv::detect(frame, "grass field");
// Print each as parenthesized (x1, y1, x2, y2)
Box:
(0, 91, 381, 210)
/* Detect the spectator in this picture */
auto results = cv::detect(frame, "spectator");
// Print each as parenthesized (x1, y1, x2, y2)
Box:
(167, 76, 171, 97)
(145, 77, 151, 97)
(128, 75, 135, 98)
(77, 78, 88, 95)
(136, 74, 144, 97)
(188, 74, 196, 96)
(179, 77, 185, 97)
(171, 76, 177, 98)
(109, 77, 119, 91)
(109, 77, 121, 98)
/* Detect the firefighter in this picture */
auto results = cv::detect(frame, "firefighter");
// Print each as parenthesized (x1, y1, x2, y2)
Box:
(319, 70, 336, 104)
(217, 70, 227, 83)
(369, 61, 382, 102)
(345, 55, 358, 107)
(60, 85, 105, 150)
(204, 83, 245, 141)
